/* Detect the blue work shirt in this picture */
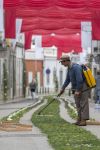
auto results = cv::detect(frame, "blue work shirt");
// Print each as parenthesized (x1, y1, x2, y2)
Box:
(62, 64, 85, 92)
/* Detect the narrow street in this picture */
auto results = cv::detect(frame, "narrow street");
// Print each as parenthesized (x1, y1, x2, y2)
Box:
(0, 97, 100, 150)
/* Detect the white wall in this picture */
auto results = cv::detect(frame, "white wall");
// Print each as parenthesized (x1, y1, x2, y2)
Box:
(0, 8, 3, 32)
(56, 60, 68, 88)
(25, 48, 44, 60)
(81, 22, 92, 64)
(16, 46, 24, 97)
(0, 0, 3, 32)
(43, 57, 57, 89)
(16, 46, 24, 59)
(43, 56, 67, 91)
(92, 41, 100, 73)
(81, 22, 92, 50)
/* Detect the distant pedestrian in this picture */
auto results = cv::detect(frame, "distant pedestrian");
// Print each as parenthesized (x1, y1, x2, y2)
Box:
(29, 79, 37, 100)
(95, 70, 100, 104)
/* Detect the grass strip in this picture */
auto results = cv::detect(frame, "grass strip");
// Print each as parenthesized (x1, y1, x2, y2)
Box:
(65, 100, 77, 119)
(31, 96, 100, 150)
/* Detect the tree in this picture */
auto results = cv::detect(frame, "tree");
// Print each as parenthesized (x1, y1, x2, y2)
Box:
(22, 60, 27, 97)
(54, 75, 58, 92)
(53, 69, 58, 92)
(2, 61, 8, 101)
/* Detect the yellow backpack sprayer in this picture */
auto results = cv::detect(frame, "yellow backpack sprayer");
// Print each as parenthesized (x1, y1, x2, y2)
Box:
(82, 65, 96, 88)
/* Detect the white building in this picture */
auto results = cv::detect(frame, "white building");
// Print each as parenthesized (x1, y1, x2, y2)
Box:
(43, 47, 69, 92)
(92, 41, 100, 75)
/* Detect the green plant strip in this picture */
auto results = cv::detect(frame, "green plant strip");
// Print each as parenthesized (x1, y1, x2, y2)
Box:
(32, 96, 100, 150)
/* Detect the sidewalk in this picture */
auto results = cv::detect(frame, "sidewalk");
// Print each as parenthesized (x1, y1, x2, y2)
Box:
(0, 98, 54, 150)
(0, 97, 27, 105)
(19, 99, 54, 150)
(0, 93, 51, 105)
(64, 95, 100, 122)
(84, 102, 100, 139)
(0, 95, 41, 105)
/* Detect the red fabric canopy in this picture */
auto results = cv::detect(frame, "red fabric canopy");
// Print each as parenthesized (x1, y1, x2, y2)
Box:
(42, 34, 82, 58)
(18, 6, 91, 33)
(42, 34, 81, 47)
(4, 0, 100, 10)
(23, 28, 80, 35)
(24, 31, 33, 49)
(21, 18, 81, 32)
(57, 47, 82, 59)
(4, 8, 16, 38)
(4, 0, 53, 8)
(4, 1, 93, 38)
(24, 32, 81, 50)
(92, 11, 100, 40)
(16, 7, 91, 20)
(4, 0, 100, 44)
(88, 0, 100, 9)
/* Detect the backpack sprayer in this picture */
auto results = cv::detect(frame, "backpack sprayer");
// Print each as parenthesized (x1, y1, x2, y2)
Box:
(82, 65, 96, 88)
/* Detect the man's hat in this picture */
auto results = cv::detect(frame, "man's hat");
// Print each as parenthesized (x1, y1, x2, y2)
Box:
(59, 55, 70, 62)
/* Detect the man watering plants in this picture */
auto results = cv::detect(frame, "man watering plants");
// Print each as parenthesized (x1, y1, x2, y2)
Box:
(57, 55, 90, 126)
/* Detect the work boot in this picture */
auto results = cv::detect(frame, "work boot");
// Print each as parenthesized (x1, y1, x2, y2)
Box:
(78, 120, 86, 126)
(72, 118, 81, 125)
